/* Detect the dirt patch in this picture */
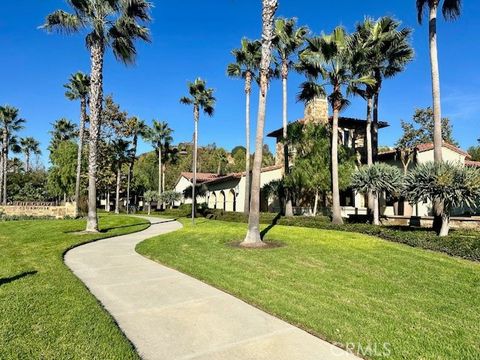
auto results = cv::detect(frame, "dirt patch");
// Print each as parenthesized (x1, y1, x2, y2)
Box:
(228, 240, 285, 249)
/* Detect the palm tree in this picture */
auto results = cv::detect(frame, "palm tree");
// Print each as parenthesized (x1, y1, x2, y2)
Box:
(49, 118, 78, 151)
(273, 18, 308, 217)
(42, 0, 152, 232)
(242, 0, 278, 246)
(417, 0, 461, 164)
(0, 106, 25, 204)
(227, 38, 262, 213)
(123, 116, 149, 213)
(298, 27, 375, 224)
(111, 139, 131, 214)
(20, 137, 41, 172)
(65, 71, 91, 217)
(417, 0, 461, 233)
(146, 120, 173, 207)
(180, 78, 216, 224)
(352, 17, 414, 163)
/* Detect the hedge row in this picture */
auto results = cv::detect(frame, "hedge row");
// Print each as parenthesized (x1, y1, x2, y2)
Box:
(207, 209, 480, 262)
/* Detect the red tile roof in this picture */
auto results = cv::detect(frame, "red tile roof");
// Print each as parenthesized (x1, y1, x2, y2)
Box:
(180, 172, 220, 182)
(465, 160, 480, 167)
(379, 142, 471, 159)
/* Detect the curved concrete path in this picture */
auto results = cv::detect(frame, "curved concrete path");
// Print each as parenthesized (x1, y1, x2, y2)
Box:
(65, 216, 360, 360)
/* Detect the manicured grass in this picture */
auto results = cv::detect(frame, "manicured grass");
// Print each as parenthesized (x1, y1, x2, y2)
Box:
(0, 214, 149, 359)
(137, 219, 480, 360)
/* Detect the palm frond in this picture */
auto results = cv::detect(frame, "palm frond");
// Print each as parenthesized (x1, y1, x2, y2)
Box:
(41, 10, 83, 34)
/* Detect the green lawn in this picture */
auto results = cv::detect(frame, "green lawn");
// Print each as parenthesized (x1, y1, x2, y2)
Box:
(137, 218, 480, 360)
(0, 214, 149, 359)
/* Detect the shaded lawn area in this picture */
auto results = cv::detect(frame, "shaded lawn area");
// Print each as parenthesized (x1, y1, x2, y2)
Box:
(137, 218, 480, 360)
(0, 214, 149, 359)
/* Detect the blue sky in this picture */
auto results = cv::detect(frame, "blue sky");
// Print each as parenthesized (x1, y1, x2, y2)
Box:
(1, 1, 479, 165)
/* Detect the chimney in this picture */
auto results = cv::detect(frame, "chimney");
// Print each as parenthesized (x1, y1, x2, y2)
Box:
(304, 96, 329, 125)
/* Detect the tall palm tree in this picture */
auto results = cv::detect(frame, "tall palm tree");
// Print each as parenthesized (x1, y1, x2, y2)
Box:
(242, 0, 278, 246)
(49, 118, 78, 152)
(298, 27, 375, 224)
(111, 139, 131, 214)
(227, 38, 262, 213)
(146, 120, 173, 202)
(417, 0, 461, 234)
(65, 71, 91, 216)
(273, 18, 309, 217)
(0, 106, 25, 204)
(180, 78, 216, 224)
(123, 116, 149, 213)
(20, 137, 41, 172)
(417, 0, 461, 164)
(353, 17, 414, 162)
(42, 0, 152, 232)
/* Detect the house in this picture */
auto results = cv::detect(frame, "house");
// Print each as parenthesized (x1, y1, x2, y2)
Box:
(266, 96, 389, 217)
(174, 95, 389, 216)
(378, 142, 478, 217)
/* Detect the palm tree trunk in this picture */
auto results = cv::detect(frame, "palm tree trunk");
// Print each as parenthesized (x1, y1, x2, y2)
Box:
(428, 3, 444, 234)
(85, 41, 104, 232)
(313, 189, 319, 217)
(74, 97, 87, 217)
(372, 92, 380, 163)
(3, 143, 8, 205)
(25, 152, 30, 172)
(366, 95, 374, 221)
(162, 164, 166, 193)
(126, 164, 131, 214)
(331, 101, 343, 225)
(439, 213, 450, 237)
(244, 72, 252, 213)
(282, 63, 293, 217)
(373, 192, 380, 225)
(192, 106, 199, 224)
(115, 166, 121, 214)
(242, 0, 278, 246)
(158, 147, 162, 198)
(0, 144, 3, 204)
(429, 4, 442, 163)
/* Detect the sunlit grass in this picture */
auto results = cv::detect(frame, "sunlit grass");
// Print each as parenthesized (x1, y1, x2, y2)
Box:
(0, 214, 149, 359)
(137, 218, 480, 360)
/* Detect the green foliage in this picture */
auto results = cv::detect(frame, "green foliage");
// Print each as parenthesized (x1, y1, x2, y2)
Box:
(351, 163, 403, 197)
(49, 118, 77, 152)
(143, 190, 158, 204)
(7, 170, 49, 202)
(285, 123, 355, 205)
(48, 141, 78, 199)
(133, 152, 158, 193)
(398, 107, 457, 147)
(467, 145, 480, 161)
(404, 162, 480, 213)
(159, 191, 181, 207)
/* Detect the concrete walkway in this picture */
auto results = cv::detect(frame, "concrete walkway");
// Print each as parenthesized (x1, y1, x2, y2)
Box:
(65, 216, 360, 360)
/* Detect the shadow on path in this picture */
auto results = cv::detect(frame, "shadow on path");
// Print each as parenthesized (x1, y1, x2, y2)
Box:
(0, 270, 37, 287)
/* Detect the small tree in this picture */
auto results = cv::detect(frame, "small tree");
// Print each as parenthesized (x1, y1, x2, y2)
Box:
(159, 190, 181, 209)
(351, 163, 403, 225)
(143, 190, 158, 215)
(403, 162, 480, 237)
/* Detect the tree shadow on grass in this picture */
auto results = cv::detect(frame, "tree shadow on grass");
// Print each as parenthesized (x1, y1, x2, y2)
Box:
(260, 213, 282, 240)
(0, 270, 37, 287)
(99, 222, 150, 233)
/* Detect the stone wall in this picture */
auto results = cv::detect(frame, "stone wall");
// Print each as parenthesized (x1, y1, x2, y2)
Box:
(0, 202, 76, 219)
